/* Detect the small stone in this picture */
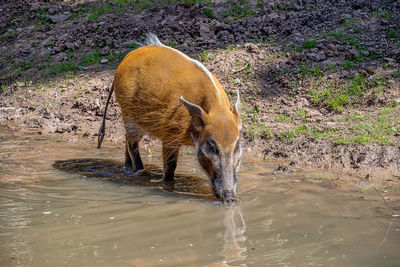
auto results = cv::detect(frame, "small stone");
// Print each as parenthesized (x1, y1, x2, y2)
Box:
(100, 46, 110, 56)
(244, 43, 258, 53)
(365, 66, 376, 74)
(47, 12, 71, 23)
(361, 50, 369, 57)
(54, 52, 68, 62)
(347, 48, 358, 59)
(100, 58, 109, 64)
(306, 50, 326, 61)
(325, 43, 337, 57)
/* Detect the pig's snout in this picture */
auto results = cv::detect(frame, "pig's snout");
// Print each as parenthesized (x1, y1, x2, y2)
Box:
(221, 190, 236, 203)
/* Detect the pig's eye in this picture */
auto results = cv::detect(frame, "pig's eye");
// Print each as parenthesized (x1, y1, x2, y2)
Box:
(206, 138, 219, 155)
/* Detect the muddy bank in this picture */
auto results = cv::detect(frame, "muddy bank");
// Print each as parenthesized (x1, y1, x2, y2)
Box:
(0, 0, 400, 177)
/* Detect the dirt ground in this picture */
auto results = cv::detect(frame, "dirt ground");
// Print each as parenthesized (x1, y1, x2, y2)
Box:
(1, 0, 400, 185)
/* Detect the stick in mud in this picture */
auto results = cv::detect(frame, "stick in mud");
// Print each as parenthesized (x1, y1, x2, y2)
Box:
(373, 186, 399, 217)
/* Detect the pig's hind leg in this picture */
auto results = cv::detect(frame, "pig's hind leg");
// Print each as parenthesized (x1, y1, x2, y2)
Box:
(124, 121, 145, 175)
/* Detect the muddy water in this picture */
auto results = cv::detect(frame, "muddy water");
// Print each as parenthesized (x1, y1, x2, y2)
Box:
(1, 126, 399, 267)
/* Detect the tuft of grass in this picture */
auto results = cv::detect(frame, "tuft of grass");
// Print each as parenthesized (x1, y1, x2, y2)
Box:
(165, 42, 177, 48)
(48, 62, 78, 75)
(369, 50, 378, 60)
(81, 51, 101, 65)
(19, 60, 34, 70)
(0, 35, 10, 41)
(329, 30, 345, 41)
(387, 28, 399, 39)
(341, 19, 353, 27)
(348, 37, 361, 49)
(278, 125, 338, 143)
(345, 106, 399, 145)
(244, 63, 253, 74)
(342, 60, 354, 69)
(201, 50, 213, 61)
(223, 4, 254, 21)
(106, 51, 123, 62)
(309, 74, 387, 112)
(275, 113, 293, 122)
(245, 106, 271, 139)
(1, 84, 8, 92)
(296, 39, 317, 52)
(88, 4, 111, 21)
(299, 64, 322, 76)
(374, 8, 392, 19)
(204, 8, 215, 19)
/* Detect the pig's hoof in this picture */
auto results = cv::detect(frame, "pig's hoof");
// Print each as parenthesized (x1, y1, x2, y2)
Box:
(133, 169, 148, 176)
(122, 167, 135, 176)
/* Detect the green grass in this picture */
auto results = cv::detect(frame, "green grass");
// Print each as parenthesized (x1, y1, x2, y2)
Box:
(342, 107, 399, 145)
(164, 42, 177, 48)
(277, 105, 399, 145)
(105, 51, 123, 62)
(201, 50, 213, 61)
(244, 63, 253, 74)
(278, 125, 338, 143)
(374, 8, 392, 19)
(275, 113, 292, 122)
(299, 64, 322, 76)
(48, 62, 78, 75)
(329, 30, 345, 41)
(348, 37, 361, 49)
(88, 4, 112, 21)
(295, 109, 308, 123)
(296, 39, 317, 52)
(38, 17, 52, 24)
(245, 106, 271, 139)
(1, 84, 8, 92)
(342, 60, 354, 69)
(369, 50, 378, 60)
(309, 74, 382, 111)
(223, 4, 254, 21)
(0, 35, 10, 41)
(81, 51, 101, 65)
(19, 60, 34, 70)
(387, 28, 399, 39)
(7, 65, 22, 80)
(341, 19, 353, 27)
(204, 8, 215, 19)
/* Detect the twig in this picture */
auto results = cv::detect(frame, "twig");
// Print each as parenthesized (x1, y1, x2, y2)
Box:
(374, 186, 399, 217)
(232, 64, 249, 73)
(376, 219, 394, 251)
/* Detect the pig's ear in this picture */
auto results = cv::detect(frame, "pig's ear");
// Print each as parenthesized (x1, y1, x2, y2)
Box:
(232, 89, 241, 130)
(180, 96, 206, 131)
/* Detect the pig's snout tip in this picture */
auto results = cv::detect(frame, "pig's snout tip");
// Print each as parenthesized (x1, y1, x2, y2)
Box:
(222, 191, 237, 204)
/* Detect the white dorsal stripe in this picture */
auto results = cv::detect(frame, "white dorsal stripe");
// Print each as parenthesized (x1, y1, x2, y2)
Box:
(144, 33, 221, 101)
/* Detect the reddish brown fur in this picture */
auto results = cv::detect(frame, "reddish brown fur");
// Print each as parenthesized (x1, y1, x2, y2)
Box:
(101, 41, 242, 201)
(114, 46, 240, 149)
